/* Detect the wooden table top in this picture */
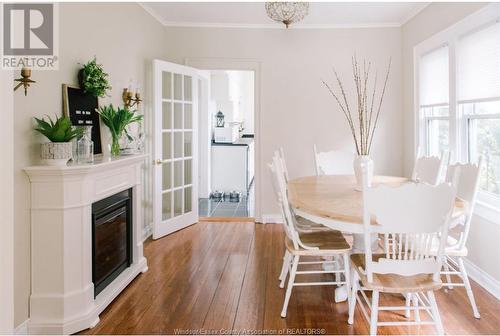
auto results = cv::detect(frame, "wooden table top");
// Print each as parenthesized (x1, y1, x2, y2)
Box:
(288, 175, 466, 228)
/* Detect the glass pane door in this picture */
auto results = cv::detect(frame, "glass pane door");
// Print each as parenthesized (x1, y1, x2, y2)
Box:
(153, 60, 198, 239)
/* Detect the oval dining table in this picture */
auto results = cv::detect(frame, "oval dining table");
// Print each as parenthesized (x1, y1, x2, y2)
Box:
(287, 174, 467, 302)
(288, 175, 467, 248)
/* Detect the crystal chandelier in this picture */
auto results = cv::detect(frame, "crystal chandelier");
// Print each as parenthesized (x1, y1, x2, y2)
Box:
(265, 2, 309, 28)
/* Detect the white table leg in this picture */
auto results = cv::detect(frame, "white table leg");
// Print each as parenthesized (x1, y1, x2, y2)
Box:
(352, 233, 379, 252)
(334, 233, 379, 303)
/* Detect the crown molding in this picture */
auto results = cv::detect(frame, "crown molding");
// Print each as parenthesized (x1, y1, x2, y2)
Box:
(139, 2, 427, 30)
(161, 21, 402, 29)
(399, 2, 431, 26)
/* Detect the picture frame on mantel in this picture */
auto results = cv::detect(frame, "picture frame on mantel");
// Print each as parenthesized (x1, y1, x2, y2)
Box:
(62, 84, 102, 154)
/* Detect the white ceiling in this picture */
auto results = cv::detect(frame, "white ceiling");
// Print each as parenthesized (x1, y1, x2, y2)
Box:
(140, 2, 429, 28)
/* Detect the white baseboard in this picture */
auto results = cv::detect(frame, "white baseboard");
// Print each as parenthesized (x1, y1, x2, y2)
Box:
(142, 223, 152, 242)
(14, 319, 28, 335)
(259, 214, 283, 224)
(463, 258, 500, 300)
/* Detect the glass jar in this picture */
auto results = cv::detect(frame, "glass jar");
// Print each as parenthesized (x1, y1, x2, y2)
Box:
(77, 126, 94, 164)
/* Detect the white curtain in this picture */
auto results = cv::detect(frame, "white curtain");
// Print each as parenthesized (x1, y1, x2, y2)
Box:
(419, 46, 449, 106)
(458, 21, 500, 102)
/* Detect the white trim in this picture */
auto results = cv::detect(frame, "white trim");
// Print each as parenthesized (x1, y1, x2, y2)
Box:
(14, 319, 28, 335)
(139, 2, 429, 30)
(399, 2, 431, 26)
(260, 214, 283, 224)
(474, 201, 500, 226)
(138, 3, 169, 26)
(184, 57, 263, 224)
(142, 223, 153, 243)
(160, 21, 402, 29)
(463, 258, 500, 300)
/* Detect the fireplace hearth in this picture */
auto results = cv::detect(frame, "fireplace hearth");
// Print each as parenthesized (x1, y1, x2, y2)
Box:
(92, 189, 132, 296)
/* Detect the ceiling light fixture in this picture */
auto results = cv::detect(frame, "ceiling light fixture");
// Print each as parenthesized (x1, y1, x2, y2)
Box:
(265, 2, 309, 29)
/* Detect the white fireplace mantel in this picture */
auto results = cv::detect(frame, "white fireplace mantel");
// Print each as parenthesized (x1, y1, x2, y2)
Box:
(24, 154, 149, 334)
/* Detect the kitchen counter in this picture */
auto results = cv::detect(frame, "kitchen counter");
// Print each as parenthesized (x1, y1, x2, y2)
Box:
(212, 138, 254, 146)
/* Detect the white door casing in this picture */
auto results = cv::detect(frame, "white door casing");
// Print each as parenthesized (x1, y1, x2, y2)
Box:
(153, 60, 199, 239)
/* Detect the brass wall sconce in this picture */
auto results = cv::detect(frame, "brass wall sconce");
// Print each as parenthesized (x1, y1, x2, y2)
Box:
(14, 67, 36, 96)
(122, 87, 142, 109)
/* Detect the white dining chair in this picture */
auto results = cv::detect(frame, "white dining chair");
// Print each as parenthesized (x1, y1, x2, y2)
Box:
(313, 144, 355, 175)
(435, 157, 483, 319)
(411, 147, 449, 185)
(269, 153, 352, 318)
(348, 166, 458, 335)
(277, 148, 330, 232)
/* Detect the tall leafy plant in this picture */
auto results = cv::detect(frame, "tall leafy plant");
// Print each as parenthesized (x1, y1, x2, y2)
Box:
(34, 115, 82, 142)
(96, 104, 143, 156)
(79, 57, 111, 98)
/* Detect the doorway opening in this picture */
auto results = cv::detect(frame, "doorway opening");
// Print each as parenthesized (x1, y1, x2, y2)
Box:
(198, 70, 255, 219)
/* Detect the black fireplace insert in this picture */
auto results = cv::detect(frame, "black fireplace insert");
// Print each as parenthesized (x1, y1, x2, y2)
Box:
(92, 189, 132, 297)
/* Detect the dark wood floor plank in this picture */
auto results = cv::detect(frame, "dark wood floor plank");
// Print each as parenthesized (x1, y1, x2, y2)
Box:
(232, 224, 271, 331)
(80, 221, 500, 335)
(136, 222, 235, 333)
(202, 223, 255, 330)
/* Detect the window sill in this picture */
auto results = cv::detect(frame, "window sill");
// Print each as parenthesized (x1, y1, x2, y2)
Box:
(474, 200, 500, 226)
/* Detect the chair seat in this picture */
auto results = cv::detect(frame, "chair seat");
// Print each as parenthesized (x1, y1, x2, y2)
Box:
(350, 254, 442, 294)
(285, 230, 351, 255)
(295, 215, 330, 231)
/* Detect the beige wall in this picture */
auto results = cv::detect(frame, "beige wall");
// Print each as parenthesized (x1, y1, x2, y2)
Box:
(1, 70, 15, 333)
(402, 2, 500, 284)
(13, 3, 167, 327)
(163, 26, 403, 216)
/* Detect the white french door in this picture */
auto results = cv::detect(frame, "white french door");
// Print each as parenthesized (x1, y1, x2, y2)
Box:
(153, 60, 199, 239)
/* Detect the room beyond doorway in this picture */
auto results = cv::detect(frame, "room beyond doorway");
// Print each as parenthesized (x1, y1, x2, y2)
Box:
(198, 70, 255, 219)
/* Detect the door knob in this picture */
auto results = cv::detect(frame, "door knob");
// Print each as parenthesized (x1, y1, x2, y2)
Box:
(155, 159, 162, 165)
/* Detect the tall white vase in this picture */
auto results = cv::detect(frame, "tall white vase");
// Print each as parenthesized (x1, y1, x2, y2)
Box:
(353, 155, 374, 191)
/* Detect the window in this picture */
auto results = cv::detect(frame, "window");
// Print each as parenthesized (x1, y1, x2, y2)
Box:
(416, 6, 500, 209)
(419, 46, 450, 157)
(458, 22, 500, 198)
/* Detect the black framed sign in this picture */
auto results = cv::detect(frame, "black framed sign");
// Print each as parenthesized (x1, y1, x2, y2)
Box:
(62, 84, 102, 154)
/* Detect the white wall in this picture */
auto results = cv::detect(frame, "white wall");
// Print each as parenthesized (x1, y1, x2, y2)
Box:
(164, 26, 403, 217)
(210, 70, 254, 135)
(0, 71, 14, 334)
(402, 3, 500, 284)
(12, 3, 167, 327)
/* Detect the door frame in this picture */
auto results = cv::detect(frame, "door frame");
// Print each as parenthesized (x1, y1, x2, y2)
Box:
(185, 58, 262, 222)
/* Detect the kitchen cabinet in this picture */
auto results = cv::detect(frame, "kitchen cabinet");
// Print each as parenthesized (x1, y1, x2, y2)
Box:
(211, 138, 254, 193)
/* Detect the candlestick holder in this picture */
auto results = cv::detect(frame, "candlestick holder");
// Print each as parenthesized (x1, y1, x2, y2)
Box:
(122, 88, 142, 109)
(14, 67, 36, 96)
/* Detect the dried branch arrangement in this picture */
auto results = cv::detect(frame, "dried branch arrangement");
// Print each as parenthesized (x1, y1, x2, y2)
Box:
(323, 56, 391, 156)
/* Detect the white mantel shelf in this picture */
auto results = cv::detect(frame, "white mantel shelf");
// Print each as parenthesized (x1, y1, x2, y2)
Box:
(25, 153, 148, 175)
(24, 153, 148, 335)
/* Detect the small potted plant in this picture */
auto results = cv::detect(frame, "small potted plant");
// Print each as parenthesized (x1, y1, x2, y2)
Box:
(34, 115, 82, 166)
(96, 104, 143, 157)
(78, 57, 111, 98)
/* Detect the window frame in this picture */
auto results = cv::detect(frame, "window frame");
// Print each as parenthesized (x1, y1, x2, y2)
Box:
(420, 104, 450, 157)
(414, 3, 500, 216)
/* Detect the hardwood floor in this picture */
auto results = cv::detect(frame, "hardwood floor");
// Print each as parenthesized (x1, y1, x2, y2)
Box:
(82, 222, 500, 335)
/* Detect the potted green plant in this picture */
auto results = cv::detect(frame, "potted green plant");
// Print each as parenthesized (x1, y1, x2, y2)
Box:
(96, 104, 143, 157)
(78, 57, 111, 98)
(34, 115, 82, 166)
